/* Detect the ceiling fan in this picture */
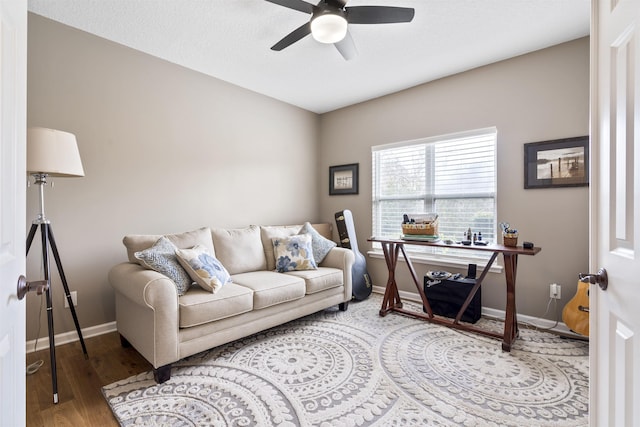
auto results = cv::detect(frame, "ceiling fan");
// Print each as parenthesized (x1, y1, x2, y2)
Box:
(265, 0, 415, 60)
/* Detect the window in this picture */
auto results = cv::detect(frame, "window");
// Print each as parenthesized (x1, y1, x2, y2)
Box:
(372, 128, 497, 260)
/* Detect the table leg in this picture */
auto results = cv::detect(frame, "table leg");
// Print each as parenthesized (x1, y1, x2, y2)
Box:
(399, 244, 434, 317)
(453, 251, 498, 324)
(502, 253, 519, 351)
(380, 242, 402, 316)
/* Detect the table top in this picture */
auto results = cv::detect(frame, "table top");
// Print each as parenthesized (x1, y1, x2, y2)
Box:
(368, 236, 541, 256)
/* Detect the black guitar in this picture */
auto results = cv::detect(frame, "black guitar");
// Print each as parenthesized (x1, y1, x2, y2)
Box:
(335, 210, 372, 301)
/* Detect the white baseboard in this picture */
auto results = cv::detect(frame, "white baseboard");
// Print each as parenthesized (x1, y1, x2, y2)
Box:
(371, 286, 587, 340)
(26, 321, 118, 354)
(25, 288, 586, 354)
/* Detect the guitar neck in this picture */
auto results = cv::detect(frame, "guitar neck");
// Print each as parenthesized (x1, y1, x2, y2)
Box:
(335, 210, 361, 253)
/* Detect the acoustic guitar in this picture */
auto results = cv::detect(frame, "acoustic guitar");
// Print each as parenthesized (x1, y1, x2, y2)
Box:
(335, 210, 372, 301)
(562, 280, 590, 336)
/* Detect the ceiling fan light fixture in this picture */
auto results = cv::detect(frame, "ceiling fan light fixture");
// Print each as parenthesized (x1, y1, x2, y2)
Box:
(311, 12, 348, 44)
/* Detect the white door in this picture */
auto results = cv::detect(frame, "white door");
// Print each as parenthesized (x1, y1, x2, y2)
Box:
(591, 0, 640, 425)
(0, 0, 27, 425)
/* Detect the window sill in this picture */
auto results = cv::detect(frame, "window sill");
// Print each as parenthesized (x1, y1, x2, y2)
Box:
(367, 249, 504, 274)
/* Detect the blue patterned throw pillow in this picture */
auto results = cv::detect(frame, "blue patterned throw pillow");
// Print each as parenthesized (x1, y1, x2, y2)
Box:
(134, 237, 193, 296)
(272, 234, 317, 272)
(298, 222, 337, 264)
(175, 245, 231, 294)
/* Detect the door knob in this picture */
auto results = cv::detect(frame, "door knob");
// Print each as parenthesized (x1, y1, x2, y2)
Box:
(579, 268, 608, 291)
(17, 275, 49, 300)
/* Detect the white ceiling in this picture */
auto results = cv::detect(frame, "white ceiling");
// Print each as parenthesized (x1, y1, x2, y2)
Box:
(27, 0, 590, 114)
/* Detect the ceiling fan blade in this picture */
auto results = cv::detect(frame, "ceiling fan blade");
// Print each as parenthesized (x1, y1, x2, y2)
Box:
(345, 6, 415, 24)
(334, 31, 357, 61)
(271, 22, 312, 51)
(325, 0, 348, 7)
(264, 0, 315, 14)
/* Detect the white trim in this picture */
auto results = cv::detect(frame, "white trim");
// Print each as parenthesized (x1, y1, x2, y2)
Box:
(367, 249, 504, 274)
(25, 287, 586, 354)
(371, 126, 498, 152)
(371, 287, 586, 340)
(26, 321, 118, 354)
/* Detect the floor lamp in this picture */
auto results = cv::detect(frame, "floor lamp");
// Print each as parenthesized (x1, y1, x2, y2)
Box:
(21, 127, 88, 404)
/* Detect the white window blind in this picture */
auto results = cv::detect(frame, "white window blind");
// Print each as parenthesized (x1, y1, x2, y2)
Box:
(372, 128, 497, 257)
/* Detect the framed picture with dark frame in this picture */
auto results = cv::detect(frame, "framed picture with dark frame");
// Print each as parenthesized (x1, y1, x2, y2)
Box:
(524, 136, 589, 189)
(329, 163, 359, 195)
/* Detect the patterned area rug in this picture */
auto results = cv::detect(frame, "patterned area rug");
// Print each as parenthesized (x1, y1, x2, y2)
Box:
(103, 294, 589, 426)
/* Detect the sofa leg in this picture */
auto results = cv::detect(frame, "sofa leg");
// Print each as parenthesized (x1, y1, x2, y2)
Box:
(339, 301, 349, 311)
(154, 364, 172, 384)
(119, 334, 132, 348)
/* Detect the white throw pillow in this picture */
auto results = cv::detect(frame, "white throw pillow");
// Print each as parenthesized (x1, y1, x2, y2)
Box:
(272, 233, 317, 272)
(175, 245, 231, 294)
(261, 225, 301, 271)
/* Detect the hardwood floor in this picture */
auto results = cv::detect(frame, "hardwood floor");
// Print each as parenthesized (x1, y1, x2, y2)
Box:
(26, 332, 151, 427)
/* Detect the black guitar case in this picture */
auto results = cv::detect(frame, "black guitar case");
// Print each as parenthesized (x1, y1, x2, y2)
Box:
(335, 210, 372, 301)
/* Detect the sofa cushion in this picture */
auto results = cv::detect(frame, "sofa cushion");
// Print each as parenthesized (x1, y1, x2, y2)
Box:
(175, 245, 231, 294)
(134, 237, 193, 296)
(231, 271, 305, 309)
(285, 267, 344, 294)
(211, 225, 266, 275)
(298, 222, 337, 264)
(123, 227, 214, 264)
(178, 283, 253, 328)
(272, 234, 317, 272)
(260, 225, 301, 271)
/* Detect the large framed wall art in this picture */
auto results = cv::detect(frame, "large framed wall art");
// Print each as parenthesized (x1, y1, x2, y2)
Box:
(524, 136, 589, 189)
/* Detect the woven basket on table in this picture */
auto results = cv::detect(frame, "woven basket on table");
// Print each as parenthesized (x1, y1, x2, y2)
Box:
(503, 233, 518, 247)
(402, 220, 438, 236)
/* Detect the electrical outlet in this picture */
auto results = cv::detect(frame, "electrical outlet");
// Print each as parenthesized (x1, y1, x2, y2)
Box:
(549, 283, 561, 299)
(64, 291, 77, 308)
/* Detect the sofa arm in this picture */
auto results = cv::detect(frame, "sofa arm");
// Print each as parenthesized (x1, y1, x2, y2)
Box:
(320, 247, 354, 301)
(108, 262, 180, 368)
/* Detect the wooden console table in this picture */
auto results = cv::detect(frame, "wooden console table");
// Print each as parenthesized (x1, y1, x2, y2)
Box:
(368, 237, 541, 351)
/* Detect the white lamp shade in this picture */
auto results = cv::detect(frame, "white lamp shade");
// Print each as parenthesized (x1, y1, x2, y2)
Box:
(27, 127, 85, 177)
(311, 13, 348, 44)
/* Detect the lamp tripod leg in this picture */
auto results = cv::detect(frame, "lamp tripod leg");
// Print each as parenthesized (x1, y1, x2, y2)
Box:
(40, 224, 59, 404)
(26, 223, 37, 254)
(26, 222, 89, 404)
(46, 224, 88, 359)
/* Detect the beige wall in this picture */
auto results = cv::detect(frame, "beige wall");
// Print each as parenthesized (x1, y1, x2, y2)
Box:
(26, 14, 319, 340)
(26, 12, 589, 341)
(319, 37, 590, 320)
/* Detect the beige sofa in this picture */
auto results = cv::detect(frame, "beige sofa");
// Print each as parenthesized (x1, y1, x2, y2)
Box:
(108, 223, 354, 383)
